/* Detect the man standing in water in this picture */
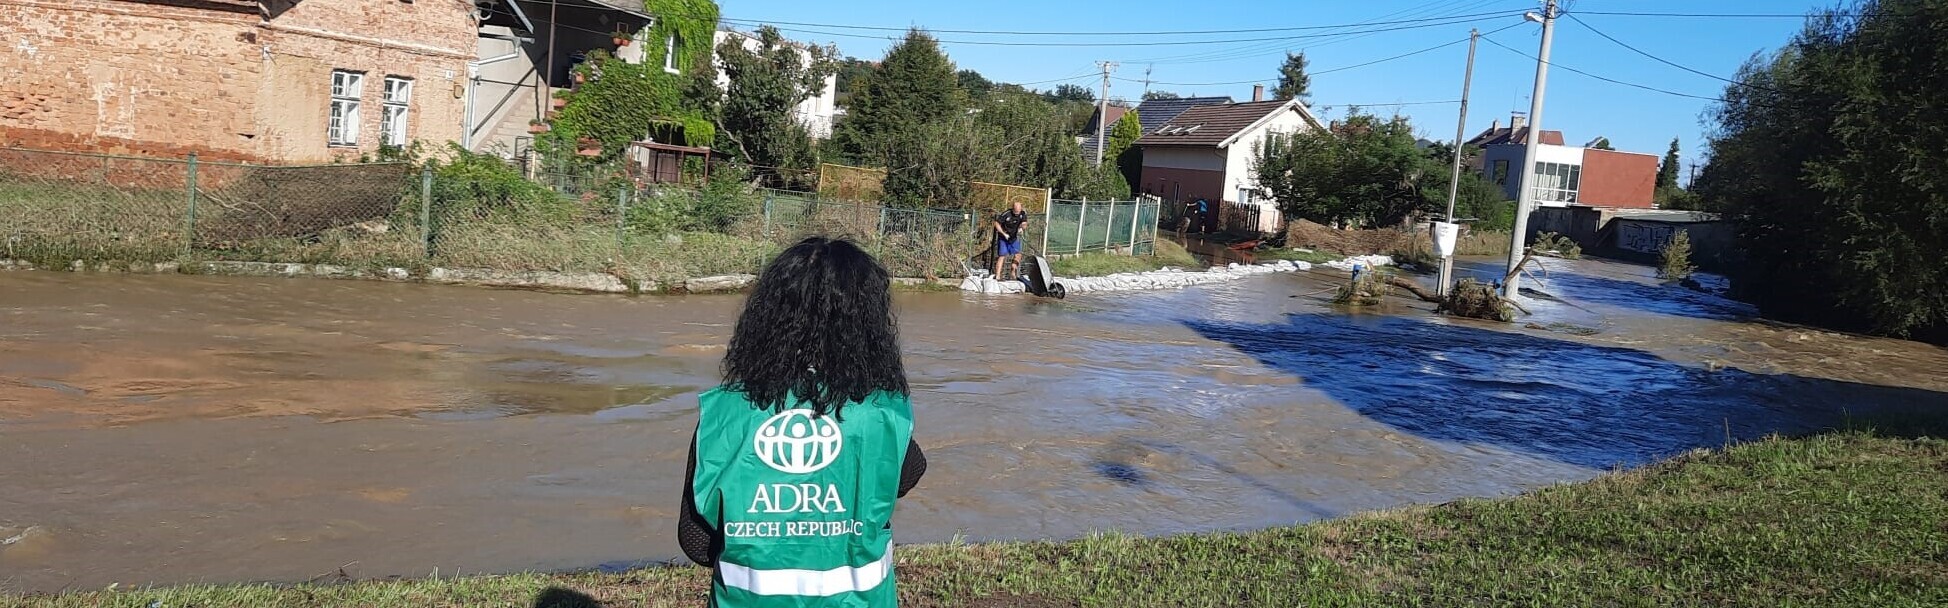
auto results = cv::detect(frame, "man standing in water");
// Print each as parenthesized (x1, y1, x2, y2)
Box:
(992, 201, 1030, 280)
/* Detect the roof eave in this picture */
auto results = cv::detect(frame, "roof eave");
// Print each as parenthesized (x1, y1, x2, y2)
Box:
(1216, 99, 1323, 148)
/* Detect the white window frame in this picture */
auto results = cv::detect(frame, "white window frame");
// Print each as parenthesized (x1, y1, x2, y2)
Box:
(663, 33, 681, 74)
(329, 70, 364, 147)
(380, 76, 413, 148)
(1531, 161, 1582, 204)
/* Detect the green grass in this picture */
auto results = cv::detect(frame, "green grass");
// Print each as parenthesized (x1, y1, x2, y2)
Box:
(13, 427, 1945, 607)
(1052, 239, 1198, 277)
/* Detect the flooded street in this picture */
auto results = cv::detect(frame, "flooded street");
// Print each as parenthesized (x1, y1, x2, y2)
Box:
(3, 260, 1945, 593)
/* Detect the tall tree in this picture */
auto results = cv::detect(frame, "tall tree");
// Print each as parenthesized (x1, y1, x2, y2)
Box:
(1274, 52, 1311, 101)
(1106, 109, 1143, 192)
(1657, 137, 1681, 190)
(1695, 0, 1948, 341)
(1142, 90, 1181, 101)
(1254, 112, 1435, 227)
(1045, 83, 1096, 104)
(832, 29, 966, 205)
(714, 26, 837, 188)
(957, 69, 995, 99)
(832, 57, 876, 106)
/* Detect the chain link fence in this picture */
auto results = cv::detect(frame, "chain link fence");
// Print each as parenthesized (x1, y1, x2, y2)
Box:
(0, 148, 418, 268)
(1043, 197, 1162, 256)
(4, 147, 1162, 282)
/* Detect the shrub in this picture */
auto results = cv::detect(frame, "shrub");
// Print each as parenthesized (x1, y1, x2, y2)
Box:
(1530, 231, 1582, 259)
(1659, 230, 1696, 281)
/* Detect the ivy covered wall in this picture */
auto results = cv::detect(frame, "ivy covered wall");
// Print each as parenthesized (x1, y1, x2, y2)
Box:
(540, 0, 721, 166)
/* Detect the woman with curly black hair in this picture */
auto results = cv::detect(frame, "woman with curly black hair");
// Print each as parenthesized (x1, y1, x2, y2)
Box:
(679, 236, 926, 607)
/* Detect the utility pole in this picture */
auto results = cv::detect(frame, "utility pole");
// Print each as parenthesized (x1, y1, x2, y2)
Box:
(1438, 29, 1480, 298)
(1096, 61, 1118, 167)
(1503, 0, 1558, 298)
(1142, 64, 1154, 99)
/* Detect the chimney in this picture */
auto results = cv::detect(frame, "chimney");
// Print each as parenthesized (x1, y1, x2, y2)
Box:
(1252, 85, 1264, 102)
(1510, 112, 1527, 131)
(1490, 119, 1500, 131)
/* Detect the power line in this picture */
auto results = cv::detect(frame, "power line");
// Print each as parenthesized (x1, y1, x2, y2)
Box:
(1112, 22, 1521, 88)
(716, 10, 1521, 36)
(1572, 10, 1842, 19)
(1478, 35, 1730, 103)
(1119, 2, 1505, 65)
(1563, 13, 1776, 92)
(750, 13, 1519, 47)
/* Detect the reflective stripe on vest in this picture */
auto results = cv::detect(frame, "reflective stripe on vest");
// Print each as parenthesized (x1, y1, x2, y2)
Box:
(718, 539, 894, 597)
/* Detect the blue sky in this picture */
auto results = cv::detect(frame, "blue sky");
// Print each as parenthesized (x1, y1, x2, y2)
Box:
(719, 0, 1831, 174)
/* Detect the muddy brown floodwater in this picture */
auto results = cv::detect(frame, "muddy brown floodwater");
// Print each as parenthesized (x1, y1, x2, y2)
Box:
(3, 259, 1946, 593)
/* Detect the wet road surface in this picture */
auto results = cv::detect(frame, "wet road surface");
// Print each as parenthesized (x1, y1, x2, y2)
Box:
(2, 258, 1944, 592)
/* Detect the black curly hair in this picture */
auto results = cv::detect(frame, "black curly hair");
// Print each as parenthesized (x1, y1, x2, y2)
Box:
(721, 237, 908, 418)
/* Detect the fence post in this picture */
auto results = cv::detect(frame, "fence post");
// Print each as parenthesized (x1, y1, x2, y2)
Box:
(1040, 189, 1052, 256)
(1105, 200, 1117, 253)
(616, 186, 629, 247)
(1128, 198, 1141, 255)
(1075, 198, 1088, 256)
(183, 153, 198, 255)
(419, 167, 434, 257)
(763, 193, 773, 234)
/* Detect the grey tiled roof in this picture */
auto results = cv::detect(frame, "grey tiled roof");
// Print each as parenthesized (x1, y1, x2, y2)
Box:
(1133, 96, 1234, 135)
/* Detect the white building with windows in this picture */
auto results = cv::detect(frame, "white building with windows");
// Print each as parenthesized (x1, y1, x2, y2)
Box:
(711, 28, 840, 139)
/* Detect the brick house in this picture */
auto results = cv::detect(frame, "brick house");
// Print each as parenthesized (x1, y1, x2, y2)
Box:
(1, 0, 482, 163)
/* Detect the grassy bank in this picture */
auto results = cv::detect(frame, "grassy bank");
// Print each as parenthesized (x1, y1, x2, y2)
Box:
(13, 428, 1944, 607)
(1051, 239, 1198, 277)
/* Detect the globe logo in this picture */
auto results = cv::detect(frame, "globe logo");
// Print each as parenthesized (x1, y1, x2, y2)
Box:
(754, 409, 843, 474)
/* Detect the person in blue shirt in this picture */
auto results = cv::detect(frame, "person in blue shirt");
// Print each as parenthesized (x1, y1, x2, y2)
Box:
(992, 202, 1030, 280)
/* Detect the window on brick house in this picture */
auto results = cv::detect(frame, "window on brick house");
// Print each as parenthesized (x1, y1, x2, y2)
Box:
(381, 77, 413, 148)
(663, 33, 681, 74)
(328, 70, 364, 146)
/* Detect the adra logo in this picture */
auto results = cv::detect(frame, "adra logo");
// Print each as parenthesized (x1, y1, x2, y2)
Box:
(754, 409, 842, 474)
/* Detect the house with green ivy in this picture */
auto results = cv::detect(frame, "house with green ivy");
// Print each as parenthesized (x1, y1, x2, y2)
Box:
(464, 0, 837, 175)
(467, 0, 722, 167)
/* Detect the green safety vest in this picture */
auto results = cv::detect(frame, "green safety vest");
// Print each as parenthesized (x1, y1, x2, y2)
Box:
(691, 387, 914, 607)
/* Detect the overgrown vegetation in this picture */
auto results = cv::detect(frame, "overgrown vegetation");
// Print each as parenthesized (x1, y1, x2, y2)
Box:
(1254, 111, 1511, 230)
(24, 428, 1942, 607)
(1529, 231, 1582, 259)
(1658, 229, 1696, 281)
(1333, 265, 1395, 306)
(1437, 278, 1516, 322)
(712, 26, 837, 190)
(1693, 0, 1948, 341)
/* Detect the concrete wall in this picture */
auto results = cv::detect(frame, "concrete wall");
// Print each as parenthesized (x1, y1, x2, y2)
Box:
(1, 0, 472, 163)
(1580, 148, 1658, 208)
(1525, 206, 1737, 270)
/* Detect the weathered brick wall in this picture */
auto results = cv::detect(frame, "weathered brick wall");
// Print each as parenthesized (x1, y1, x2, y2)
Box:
(259, 0, 474, 160)
(0, 0, 474, 163)
(0, 0, 265, 161)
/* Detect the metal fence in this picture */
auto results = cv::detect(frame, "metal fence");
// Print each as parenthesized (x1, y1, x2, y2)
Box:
(1042, 196, 1162, 256)
(0, 147, 418, 266)
(0, 147, 993, 280)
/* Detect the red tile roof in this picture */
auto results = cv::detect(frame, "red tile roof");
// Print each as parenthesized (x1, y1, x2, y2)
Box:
(1135, 100, 1304, 148)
